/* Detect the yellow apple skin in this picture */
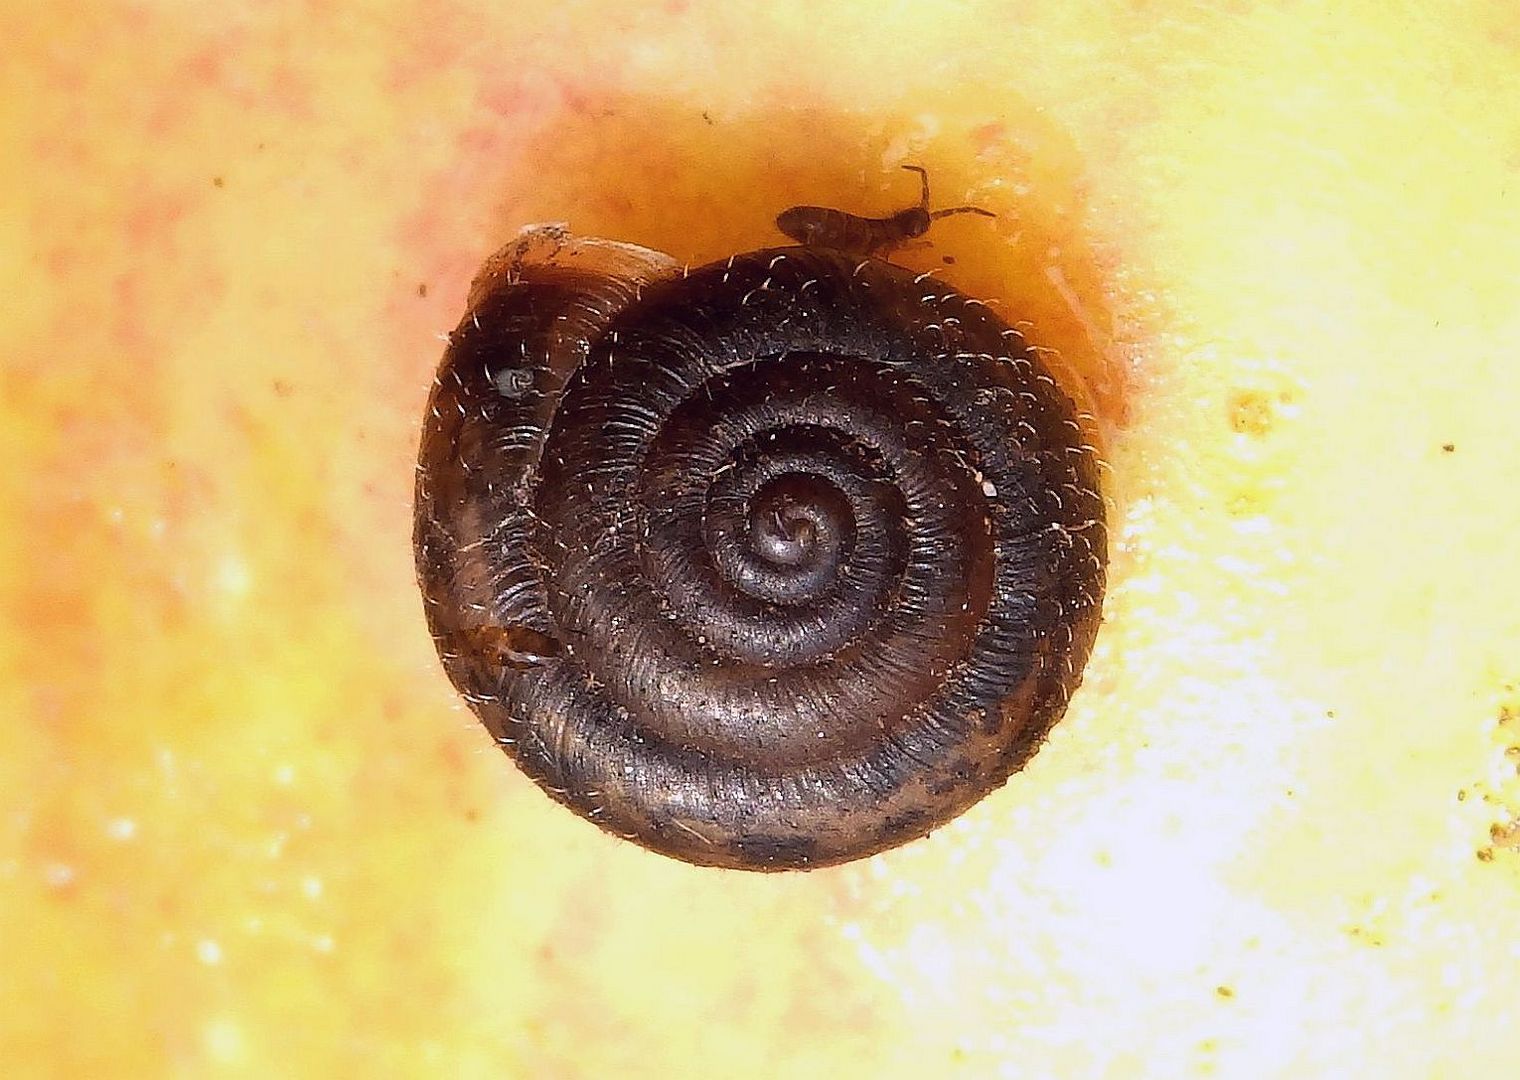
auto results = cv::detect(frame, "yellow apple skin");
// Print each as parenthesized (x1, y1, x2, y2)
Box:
(3, 1, 1519, 1076)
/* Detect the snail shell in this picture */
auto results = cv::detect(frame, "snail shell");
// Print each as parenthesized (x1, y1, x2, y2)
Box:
(415, 226, 1107, 870)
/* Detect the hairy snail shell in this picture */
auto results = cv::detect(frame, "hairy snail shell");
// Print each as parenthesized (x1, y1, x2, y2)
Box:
(414, 225, 1107, 871)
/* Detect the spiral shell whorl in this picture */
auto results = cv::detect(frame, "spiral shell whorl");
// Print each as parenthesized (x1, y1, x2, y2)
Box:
(415, 236, 1106, 870)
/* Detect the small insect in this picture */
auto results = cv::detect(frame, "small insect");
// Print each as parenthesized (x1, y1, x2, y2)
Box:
(774, 165, 996, 256)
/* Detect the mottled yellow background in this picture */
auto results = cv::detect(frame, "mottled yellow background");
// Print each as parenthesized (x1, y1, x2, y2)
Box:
(3, 1, 1519, 1077)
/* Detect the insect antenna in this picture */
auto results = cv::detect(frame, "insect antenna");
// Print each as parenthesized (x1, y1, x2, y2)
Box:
(902, 164, 995, 220)
(901, 164, 931, 210)
(931, 205, 997, 220)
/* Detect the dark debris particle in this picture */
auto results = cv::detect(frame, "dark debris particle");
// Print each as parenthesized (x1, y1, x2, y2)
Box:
(1442, 443, 1456, 453)
(418, 282, 429, 298)
(212, 176, 225, 188)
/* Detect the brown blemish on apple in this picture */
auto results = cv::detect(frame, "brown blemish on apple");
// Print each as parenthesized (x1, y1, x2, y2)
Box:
(1487, 819, 1520, 851)
(1228, 390, 1278, 437)
(1467, 692, 1520, 863)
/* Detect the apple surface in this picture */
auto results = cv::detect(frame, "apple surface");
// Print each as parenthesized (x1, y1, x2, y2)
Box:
(3, 2, 1518, 1075)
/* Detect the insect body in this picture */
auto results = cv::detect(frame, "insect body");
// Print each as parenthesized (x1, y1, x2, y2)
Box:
(774, 165, 995, 256)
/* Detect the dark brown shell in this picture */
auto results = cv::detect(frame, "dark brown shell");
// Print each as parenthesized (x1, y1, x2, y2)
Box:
(414, 228, 1107, 871)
